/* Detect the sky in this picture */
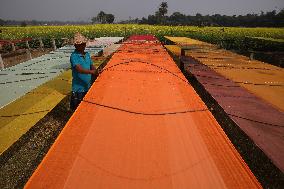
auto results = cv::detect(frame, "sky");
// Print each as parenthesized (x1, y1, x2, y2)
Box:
(0, 0, 283, 22)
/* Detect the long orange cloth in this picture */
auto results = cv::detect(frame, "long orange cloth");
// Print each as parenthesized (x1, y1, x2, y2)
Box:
(25, 39, 261, 189)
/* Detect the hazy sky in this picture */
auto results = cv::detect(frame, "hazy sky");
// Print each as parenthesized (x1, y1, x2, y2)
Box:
(1, 0, 283, 21)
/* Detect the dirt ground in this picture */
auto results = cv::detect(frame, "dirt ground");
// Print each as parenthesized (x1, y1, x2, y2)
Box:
(0, 96, 73, 189)
(1, 49, 52, 68)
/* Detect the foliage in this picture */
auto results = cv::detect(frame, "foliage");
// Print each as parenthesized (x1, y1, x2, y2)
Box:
(158, 2, 168, 17)
(97, 11, 106, 23)
(0, 18, 6, 26)
(140, 9, 284, 27)
(0, 24, 283, 51)
(144, 1, 168, 25)
(105, 14, 115, 24)
(244, 37, 284, 51)
(20, 21, 27, 27)
(92, 11, 115, 24)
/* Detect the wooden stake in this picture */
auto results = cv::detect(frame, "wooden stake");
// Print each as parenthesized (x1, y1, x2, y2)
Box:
(39, 38, 44, 51)
(25, 40, 30, 50)
(0, 54, 4, 70)
(26, 49, 32, 60)
(61, 38, 68, 46)
(250, 52, 254, 60)
(51, 38, 57, 51)
(11, 43, 16, 51)
(180, 49, 185, 72)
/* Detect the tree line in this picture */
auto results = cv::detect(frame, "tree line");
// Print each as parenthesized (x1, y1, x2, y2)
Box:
(0, 19, 90, 26)
(0, 11, 115, 26)
(138, 2, 284, 27)
(1, 2, 283, 27)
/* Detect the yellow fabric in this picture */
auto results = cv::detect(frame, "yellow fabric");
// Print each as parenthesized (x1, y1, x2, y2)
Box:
(0, 70, 72, 154)
(0, 56, 109, 154)
(165, 37, 284, 111)
(165, 36, 206, 45)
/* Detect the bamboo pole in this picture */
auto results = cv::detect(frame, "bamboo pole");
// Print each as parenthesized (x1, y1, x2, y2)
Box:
(51, 38, 57, 51)
(26, 49, 32, 60)
(0, 54, 4, 70)
(179, 48, 185, 72)
(39, 38, 44, 51)
(25, 40, 30, 50)
(250, 52, 254, 60)
(11, 43, 16, 51)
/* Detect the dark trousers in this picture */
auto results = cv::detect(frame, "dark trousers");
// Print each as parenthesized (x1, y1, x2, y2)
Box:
(70, 92, 87, 111)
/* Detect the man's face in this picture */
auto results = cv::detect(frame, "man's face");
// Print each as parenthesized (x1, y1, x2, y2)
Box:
(75, 43, 86, 52)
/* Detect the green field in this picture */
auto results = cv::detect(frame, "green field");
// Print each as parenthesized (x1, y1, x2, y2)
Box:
(1, 24, 284, 51)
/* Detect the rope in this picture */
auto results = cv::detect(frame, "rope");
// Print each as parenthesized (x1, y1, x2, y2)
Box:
(15, 71, 58, 75)
(0, 71, 70, 85)
(102, 59, 282, 89)
(189, 61, 282, 71)
(201, 82, 240, 88)
(0, 109, 50, 118)
(0, 76, 50, 85)
(4, 68, 70, 71)
(213, 95, 255, 99)
(104, 68, 168, 74)
(82, 99, 209, 116)
(228, 113, 284, 128)
(27, 91, 70, 95)
(23, 56, 69, 68)
(100, 60, 189, 84)
(190, 73, 284, 87)
(96, 58, 283, 127)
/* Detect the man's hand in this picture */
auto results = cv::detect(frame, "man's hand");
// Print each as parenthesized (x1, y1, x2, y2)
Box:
(97, 68, 103, 74)
(75, 64, 97, 75)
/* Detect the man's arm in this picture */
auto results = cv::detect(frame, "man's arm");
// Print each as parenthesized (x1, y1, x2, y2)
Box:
(75, 64, 96, 74)
(90, 64, 96, 70)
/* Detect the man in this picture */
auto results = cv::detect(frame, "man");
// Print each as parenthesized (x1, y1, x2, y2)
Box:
(70, 32, 96, 110)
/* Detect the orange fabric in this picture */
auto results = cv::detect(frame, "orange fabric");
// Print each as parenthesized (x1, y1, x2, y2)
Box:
(25, 37, 261, 189)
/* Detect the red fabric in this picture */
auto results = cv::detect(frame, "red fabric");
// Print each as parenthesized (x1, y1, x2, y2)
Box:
(0, 38, 32, 45)
(127, 35, 157, 41)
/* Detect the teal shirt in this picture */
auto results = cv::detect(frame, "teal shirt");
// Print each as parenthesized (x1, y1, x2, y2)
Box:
(70, 50, 93, 92)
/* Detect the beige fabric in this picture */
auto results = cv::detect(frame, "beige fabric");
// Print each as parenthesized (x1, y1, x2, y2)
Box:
(73, 32, 88, 45)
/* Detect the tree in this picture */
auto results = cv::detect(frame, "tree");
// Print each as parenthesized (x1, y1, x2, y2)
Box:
(147, 15, 158, 25)
(0, 18, 6, 26)
(94, 11, 115, 24)
(91, 17, 97, 24)
(31, 20, 38, 26)
(105, 14, 115, 24)
(21, 21, 27, 27)
(140, 7, 283, 27)
(169, 12, 186, 25)
(156, 1, 168, 24)
(158, 2, 168, 17)
(97, 11, 106, 23)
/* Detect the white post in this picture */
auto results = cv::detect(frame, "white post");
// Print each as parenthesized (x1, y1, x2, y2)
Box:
(39, 38, 44, 51)
(25, 40, 30, 50)
(26, 49, 32, 60)
(11, 43, 16, 51)
(250, 52, 254, 60)
(0, 54, 4, 70)
(61, 38, 68, 46)
(51, 38, 57, 51)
